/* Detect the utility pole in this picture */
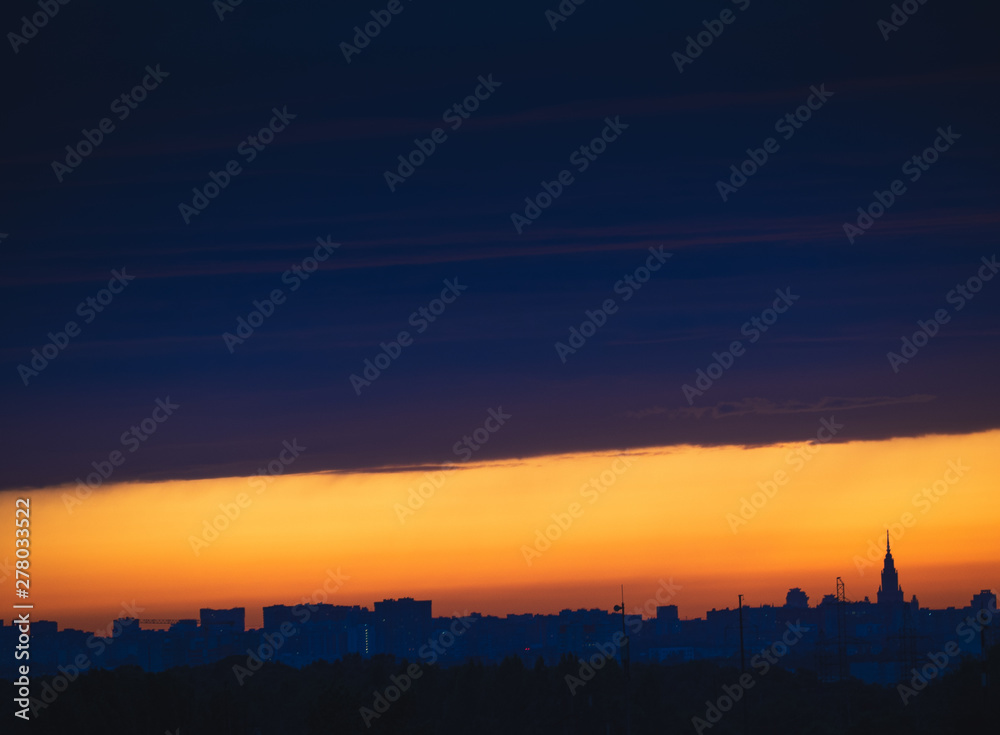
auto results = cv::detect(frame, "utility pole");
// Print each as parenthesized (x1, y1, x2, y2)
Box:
(836, 577, 851, 729)
(613, 586, 631, 735)
(739, 594, 747, 735)
(614, 585, 630, 679)
(836, 577, 847, 680)
(980, 595, 990, 704)
(738, 594, 746, 672)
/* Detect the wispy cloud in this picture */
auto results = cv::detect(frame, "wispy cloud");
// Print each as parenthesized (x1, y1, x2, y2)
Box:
(626, 394, 936, 420)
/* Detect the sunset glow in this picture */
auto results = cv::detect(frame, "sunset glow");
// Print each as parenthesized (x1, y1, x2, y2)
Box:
(18, 428, 999, 632)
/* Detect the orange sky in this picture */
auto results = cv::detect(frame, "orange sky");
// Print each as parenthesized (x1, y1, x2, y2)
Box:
(5, 428, 998, 632)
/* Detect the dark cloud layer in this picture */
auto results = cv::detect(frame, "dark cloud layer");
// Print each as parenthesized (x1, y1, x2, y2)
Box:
(1, 0, 998, 490)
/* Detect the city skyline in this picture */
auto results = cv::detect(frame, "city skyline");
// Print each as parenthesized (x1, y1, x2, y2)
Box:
(5, 541, 995, 694)
(18, 577, 998, 639)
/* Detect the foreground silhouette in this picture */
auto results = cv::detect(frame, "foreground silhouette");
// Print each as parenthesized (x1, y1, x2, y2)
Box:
(8, 643, 996, 734)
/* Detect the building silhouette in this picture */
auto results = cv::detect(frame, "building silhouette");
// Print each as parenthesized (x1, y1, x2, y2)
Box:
(3, 539, 996, 688)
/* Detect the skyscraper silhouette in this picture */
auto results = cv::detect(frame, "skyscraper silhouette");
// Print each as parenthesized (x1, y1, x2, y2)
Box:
(877, 532, 904, 606)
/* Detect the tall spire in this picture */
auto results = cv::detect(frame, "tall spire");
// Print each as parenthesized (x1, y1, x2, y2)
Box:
(878, 532, 903, 606)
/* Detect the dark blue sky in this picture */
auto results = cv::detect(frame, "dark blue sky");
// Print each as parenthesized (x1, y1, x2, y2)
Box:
(2, 0, 998, 489)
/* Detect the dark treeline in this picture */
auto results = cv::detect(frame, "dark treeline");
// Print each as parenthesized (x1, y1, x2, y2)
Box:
(10, 646, 997, 734)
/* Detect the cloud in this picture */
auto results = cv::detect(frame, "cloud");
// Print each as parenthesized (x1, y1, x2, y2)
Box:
(626, 394, 936, 420)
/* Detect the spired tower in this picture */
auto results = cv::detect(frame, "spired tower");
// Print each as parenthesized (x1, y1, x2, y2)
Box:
(877, 532, 904, 606)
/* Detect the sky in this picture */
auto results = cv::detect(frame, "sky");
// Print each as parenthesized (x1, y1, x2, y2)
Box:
(1, 0, 998, 631)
